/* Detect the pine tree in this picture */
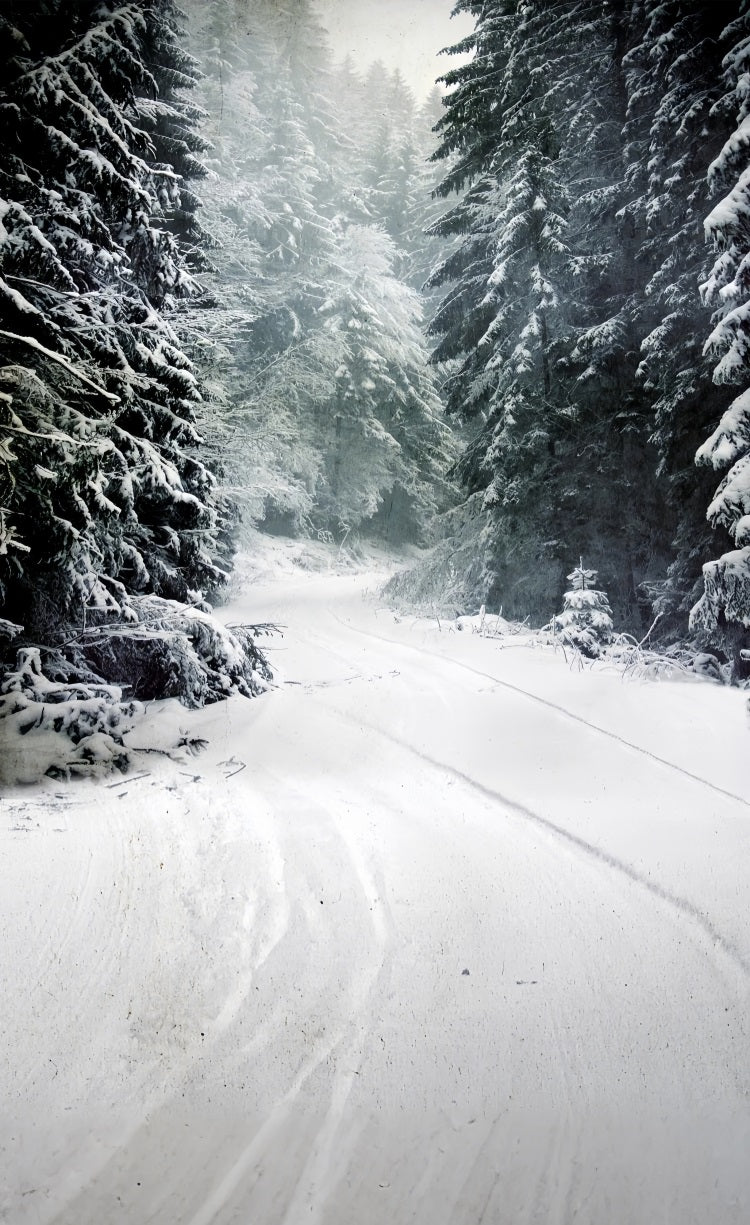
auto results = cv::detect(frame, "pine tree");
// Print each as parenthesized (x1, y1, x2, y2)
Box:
(557, 1, 675, 629)
(553, 561, 614, 658)
(428, 1, 644, 619)
(183, 0, 349, 533)
(315, 225, 452, 540)
(428, 0, 703, 628)
(689, 7, 750, 677)
(451, 147, 571, 502)
(183, 1, 453, 543)
(623, 1, 731, 629)
(404, 87, 456, 309)
(356, 69, 417, 244)
(0, 0, 267, 712)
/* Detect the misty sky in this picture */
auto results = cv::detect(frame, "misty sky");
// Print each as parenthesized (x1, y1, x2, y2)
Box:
(315, 0, 474, 100)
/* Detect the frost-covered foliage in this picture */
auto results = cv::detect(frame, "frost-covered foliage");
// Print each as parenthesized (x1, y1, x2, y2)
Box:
(428, 0, 673, 629)
(198, 218, 453, 542)
(182, 0, 454, 544)
(691, 546, 750, 637)
(448, 148, 571, 515)
(70, 595, 274, 707)
(314, 225, 453, 540)
(0, 647, 140, 784)
(691, 9, 750, 675)
(553, 563, 614, 659)
(0, 1, 223, 636)
(625, 3, 731, 624)
(0, 1, 272, 730)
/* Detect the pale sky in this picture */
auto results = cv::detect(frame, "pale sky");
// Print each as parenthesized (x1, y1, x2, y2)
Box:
(314, 0, 475, 101)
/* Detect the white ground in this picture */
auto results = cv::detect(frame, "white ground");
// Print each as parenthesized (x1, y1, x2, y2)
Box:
(2, 535, 750, 1225)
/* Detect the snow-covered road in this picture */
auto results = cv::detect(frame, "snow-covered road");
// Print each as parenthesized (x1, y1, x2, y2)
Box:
(2, 541, 750, 1224)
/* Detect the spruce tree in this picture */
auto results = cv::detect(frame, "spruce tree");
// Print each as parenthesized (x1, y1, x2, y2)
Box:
(428, 0, 714, 628)
(316, 225, 452, 540)
(689, 7, 750, 677)
(428, 1, 652, 621)
(553, 561, 614, 658)
(183, 0, 453, 543)
(183, 0, 349, 533)
(624, 1, 731, 629)
(0, 0, 267, 710)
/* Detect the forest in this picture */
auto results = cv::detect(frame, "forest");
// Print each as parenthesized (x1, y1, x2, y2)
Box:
(3, 7, 750, 1220)
(1, 0, 750, 778)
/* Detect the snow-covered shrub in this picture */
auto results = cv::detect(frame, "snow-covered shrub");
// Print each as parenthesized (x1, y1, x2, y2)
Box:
(552, 562, 614, 658)
(601, 634, 728, 683)
(69, 596, 274, 707)
(73, 601, 271, 707)
(0, 648, 141, 784)
(0, 598, 275, 782)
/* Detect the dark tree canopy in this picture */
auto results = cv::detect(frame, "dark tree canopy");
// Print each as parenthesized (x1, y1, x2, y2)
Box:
(0, 0, 269, 720)
(426, 0, 750, 660)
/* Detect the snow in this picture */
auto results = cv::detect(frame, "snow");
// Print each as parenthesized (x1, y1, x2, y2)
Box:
(0, 328, 120, 402)
(706, 452, 750, 532)
(2, 534, 750, 1224)
(735, 513, 750, 545)
(0, 275, 43, 318)
(707, 116, 750, 194)
(691, 545, 750, 632)
(697, 386, 750, 469)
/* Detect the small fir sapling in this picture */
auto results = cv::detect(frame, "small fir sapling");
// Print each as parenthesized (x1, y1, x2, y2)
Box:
(553, 560, 614, 658)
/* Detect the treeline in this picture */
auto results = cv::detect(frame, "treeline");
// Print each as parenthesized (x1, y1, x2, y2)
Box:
(182, 0, 453, 543)
(0, 0, 275, 740)
(2, 0, 748, 732)
(428, 0, 750, 673)
(0, 0, 454, 745)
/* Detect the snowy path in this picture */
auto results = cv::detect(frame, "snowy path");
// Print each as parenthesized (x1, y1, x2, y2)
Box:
(2, 545, 750, 1225)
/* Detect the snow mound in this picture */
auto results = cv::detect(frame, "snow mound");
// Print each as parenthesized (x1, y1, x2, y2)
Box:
(0, 647, 140, 784)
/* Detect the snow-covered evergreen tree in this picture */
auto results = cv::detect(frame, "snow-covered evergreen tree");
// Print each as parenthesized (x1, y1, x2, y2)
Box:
(428, 0, 655, 621)
(183, 0, 454, 543)
(316, 225, 452, 539)
(690, 7, 750, 676)
(450, 146, 571, 505)
(427, 0, 724, 629)
(405, 87, 457, 310)
(553, 562, 614, 658)
(183, 0, 349, 533)
(0, 0, 268, 721)
(624, 1, 731, 628)
(329, 62, 448, 297)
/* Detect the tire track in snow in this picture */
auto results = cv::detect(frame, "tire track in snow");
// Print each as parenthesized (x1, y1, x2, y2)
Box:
(329, 612, 750, 811)
(11, 836, 105, 1093)
(208, 799, 291, 1038)
(319, 700, 750, 988)
(184, 794, 396, 1225)
(277, 807, 396, 1225)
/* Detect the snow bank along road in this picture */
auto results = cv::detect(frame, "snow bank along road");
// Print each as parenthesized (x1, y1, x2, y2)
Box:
(2, 545, 750, 1225)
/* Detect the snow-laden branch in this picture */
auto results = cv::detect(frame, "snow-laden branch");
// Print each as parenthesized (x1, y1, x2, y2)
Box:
(0, 329, 120, 402)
